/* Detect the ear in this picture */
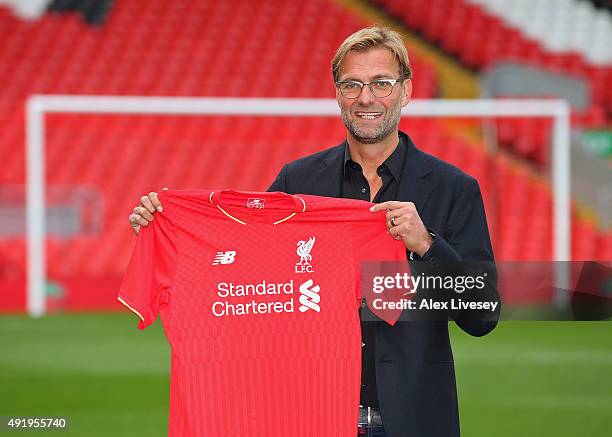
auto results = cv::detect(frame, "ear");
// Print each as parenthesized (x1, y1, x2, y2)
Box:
(335, 85, 343, 108)
(400, 79, 412, 107)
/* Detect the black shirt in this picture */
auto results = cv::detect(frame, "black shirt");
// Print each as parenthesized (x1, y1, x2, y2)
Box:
(341, 137, 406, 408)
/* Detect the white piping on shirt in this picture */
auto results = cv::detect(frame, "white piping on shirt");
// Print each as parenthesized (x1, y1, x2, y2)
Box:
(117, 296, 145, 323)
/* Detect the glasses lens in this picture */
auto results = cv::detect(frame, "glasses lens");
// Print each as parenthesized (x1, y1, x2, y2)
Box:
(370, 80, 394, 97)
(339, 82, 362, 98)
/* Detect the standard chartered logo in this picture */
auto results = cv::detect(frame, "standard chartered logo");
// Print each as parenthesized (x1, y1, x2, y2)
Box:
(211, 278, 321, 317)
(298, 279, 320, 312)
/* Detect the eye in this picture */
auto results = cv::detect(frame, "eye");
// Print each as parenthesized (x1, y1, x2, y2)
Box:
(341, 82, 361, 90)
(373, 80, 393, 90)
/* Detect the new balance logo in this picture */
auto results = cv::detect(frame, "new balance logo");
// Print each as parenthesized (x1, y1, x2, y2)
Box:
(212, 251, 236, 265)
(246, 198, 265, 209)
(298, 279, 320, 312)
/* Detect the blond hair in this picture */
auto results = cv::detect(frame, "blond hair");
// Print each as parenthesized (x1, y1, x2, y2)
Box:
(331, 26, 412, 82)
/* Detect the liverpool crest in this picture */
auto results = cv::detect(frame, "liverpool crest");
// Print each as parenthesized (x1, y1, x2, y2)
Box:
(295, 236, 315, 273)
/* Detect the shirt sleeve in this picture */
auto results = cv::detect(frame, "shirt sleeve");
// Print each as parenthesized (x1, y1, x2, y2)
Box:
(118, 214, 177, 329)
(351, 210, 407, 263)
(352, 210, 409, 325)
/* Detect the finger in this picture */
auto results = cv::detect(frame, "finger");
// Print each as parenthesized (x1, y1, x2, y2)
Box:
(370, 201, 404, 212)
(141, 206, 155, 222)
(389, 226, 402, 240)
(149, 191, 163, 212)
(129, 214, 149, 229)
(389, 223, 400, 238)
(389, 215, 402, 228)
(140, 195, 156, 214)
(134, 206, 154, 222)
(388, 211, 411, 231)
(386, 208, 405, 221)
(391, 221, 410, 237)
(129, 218, 140, 236)
(389, 205, 419, 226)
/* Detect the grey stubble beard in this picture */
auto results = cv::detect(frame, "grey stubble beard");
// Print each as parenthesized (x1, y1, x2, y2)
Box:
(341, 100, 402, 145)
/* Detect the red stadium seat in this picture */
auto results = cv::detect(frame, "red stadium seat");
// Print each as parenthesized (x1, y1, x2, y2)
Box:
(0, 0, 609, 308)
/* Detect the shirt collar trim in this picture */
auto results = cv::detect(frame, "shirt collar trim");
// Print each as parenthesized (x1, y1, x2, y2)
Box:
(209, 190, 306, 226)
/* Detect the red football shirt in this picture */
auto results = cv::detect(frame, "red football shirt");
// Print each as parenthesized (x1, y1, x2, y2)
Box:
(119, 189, 407, 437)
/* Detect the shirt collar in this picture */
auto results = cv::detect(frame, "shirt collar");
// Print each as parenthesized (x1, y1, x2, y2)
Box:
(343, 136, 406, 182)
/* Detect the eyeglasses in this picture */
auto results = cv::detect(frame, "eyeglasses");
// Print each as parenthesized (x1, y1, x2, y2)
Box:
(335, 79, 403, 99)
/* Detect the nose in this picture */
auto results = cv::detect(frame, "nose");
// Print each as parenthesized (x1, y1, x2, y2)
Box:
(356, 83, 376, 106)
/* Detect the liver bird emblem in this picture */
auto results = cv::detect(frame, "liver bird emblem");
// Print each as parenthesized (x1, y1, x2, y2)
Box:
(296, 236, 316, 265)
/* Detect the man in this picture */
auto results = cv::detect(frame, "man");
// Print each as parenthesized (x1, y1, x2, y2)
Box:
(129, 27, 499, 437)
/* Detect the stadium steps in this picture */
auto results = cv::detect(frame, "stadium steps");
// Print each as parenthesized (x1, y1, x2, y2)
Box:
(333, 0, 480, 98)
(467, 0, 611, 66)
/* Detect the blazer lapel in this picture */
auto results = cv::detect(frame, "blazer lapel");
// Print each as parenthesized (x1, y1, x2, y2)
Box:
(309, 142, 345, 197)
(397, 133, 434, 211)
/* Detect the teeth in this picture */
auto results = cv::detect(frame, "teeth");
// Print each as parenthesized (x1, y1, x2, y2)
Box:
(356, 112, 381, 119)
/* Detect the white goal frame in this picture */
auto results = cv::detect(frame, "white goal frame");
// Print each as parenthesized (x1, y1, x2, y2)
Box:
(25, 96, 571, 316)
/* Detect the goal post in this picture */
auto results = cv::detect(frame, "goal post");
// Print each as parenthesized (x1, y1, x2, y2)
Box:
(25, 95, 571, 316)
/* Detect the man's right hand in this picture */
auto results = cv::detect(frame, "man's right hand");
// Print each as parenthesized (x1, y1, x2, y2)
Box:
(129, 191, 163, 236)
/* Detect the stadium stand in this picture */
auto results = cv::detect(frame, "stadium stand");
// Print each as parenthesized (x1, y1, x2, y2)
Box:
(0, 0, 609, 311)
(468, 0, 611, 65)
(373, 0, 611, 166)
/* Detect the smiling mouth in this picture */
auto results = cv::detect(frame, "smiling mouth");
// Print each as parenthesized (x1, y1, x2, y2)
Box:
(355, 112, 382, 120)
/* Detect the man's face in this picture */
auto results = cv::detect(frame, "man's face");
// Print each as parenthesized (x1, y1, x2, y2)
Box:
(336, 47, 412, 144)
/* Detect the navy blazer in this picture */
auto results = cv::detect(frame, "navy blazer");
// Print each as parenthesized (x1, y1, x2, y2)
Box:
(268, 131, 499, 437)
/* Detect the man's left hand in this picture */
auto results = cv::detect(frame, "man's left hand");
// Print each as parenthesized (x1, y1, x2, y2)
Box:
(370, 201, 433, 257)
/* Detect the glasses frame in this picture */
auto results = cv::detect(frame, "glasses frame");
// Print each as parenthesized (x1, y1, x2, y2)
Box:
(335, 78, 404, 99)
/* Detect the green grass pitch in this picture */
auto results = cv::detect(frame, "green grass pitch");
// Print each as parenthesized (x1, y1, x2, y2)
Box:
(0, 314, 610, 436)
